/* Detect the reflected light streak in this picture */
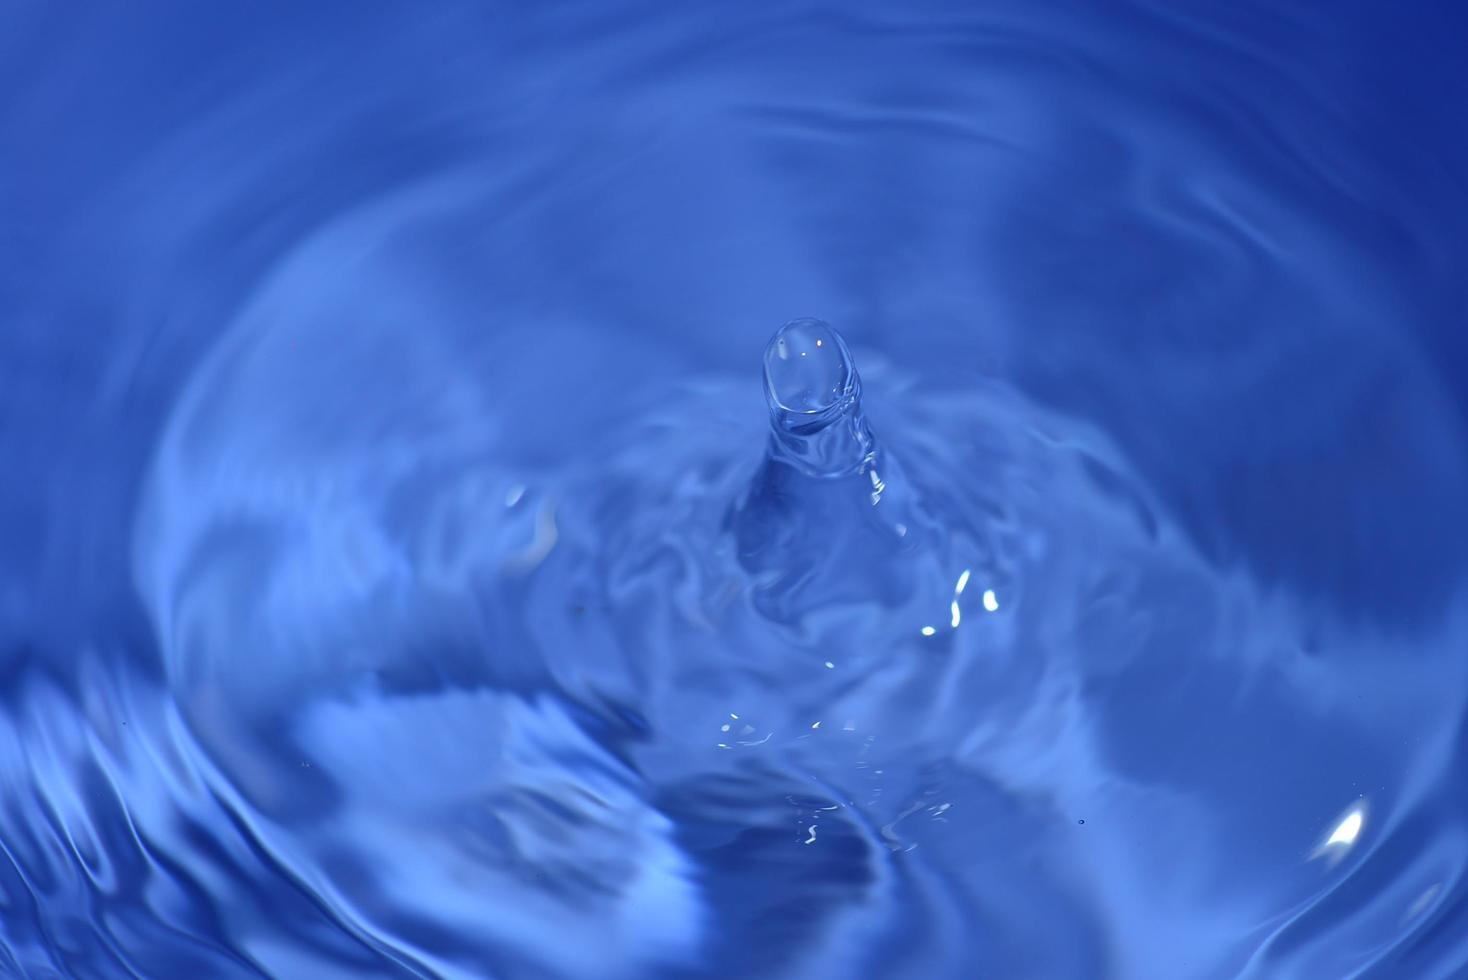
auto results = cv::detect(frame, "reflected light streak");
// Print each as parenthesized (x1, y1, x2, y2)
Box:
(1326, 810, 1363, 847)
(1311, 800, 1368, 866)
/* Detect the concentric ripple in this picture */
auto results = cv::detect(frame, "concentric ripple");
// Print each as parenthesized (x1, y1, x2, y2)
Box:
(3, 2, 1468, 978)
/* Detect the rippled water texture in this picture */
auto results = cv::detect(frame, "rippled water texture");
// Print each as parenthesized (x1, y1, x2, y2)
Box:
(4, 3, 1468, 978)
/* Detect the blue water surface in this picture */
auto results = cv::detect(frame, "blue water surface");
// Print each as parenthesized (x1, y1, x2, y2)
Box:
(4, 2, 1468, 978)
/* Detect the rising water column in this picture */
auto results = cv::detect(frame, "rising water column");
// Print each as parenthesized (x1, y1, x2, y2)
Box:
(732, 319, 918, 621)
(761, 317, 876, 477)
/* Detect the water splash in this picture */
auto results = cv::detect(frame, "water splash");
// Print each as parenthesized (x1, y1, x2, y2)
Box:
(5, 3, 1468, 978)
(106, 294, 1468, 977)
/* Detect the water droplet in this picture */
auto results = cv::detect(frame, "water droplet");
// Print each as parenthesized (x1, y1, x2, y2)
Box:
(764, 318, 856, 417)
(760, 319, 874, 477)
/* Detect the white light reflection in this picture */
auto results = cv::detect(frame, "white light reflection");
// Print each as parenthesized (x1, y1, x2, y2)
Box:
(1326, 810, 1363, 847)
(869, 468, 886, 505)
(920, 626, 936, 637)
(950, 571, 974, 629)
(982, 589, 999, 612)
(1311, 799, 1368, 866)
